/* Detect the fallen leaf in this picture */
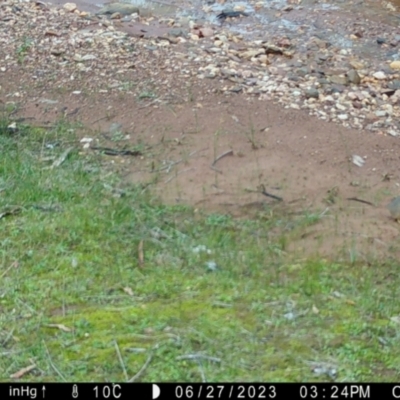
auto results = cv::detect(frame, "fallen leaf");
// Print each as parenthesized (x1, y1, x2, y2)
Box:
(10, 364, 36, 379)
(123, 287, 134, 296)
(312, 305, 319, 314)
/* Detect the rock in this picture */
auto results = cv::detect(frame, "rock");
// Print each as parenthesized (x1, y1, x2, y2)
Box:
(377, 38, 386, 45)
(96, 3, 139, 16)
(168, 28, 187, 38)
(390, 61, 400, 70)
(349, 60, 365, 70)
(63, 2, 77, 12)
(287, 75, 300, 82)
(199, 27, 214, 37)
(305, 88, 319, 99)
(347, 69, 361, 85)
(352, 154, 365, 167)
(239, 49, 265, 59)
(336, 103, 346, 111)
(296, 67, 309, 77)
(318, 78, 330, 85)
(331, 84, 346, 94)
(328, 75, 348, 85)
(372, 71, 386, 80)
(388, 80, 400, 90)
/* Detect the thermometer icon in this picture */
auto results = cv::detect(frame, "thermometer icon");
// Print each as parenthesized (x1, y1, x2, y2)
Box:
(72, 384, 79, 399)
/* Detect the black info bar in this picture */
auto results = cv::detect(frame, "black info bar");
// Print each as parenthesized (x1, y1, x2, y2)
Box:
(2, 383, 399, 400)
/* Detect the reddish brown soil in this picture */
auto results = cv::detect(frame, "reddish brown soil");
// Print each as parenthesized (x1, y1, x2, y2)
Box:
(5, 77, 400, 262)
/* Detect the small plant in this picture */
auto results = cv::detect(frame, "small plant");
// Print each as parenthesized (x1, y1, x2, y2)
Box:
(16, 37, 33, 64)
(138, 90, 156, 100)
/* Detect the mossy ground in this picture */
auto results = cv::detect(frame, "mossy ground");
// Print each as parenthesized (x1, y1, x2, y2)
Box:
(1, 119, 400, 382)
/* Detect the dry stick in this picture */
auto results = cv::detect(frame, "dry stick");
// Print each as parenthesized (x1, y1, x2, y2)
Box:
(260, 190, 283, 202)
(43, 341, 67, 382)
(319, 207, 330, 217)
(91, 114, 117, 125)
(165, 168, 195, 184)
(175, 354, 221, 363)
(245, 187, 283, 201)
(346, 197, 375, 206)
(0, 262, 17, 279)
(128, 353, 153, 382)
(258, 184, 283, 202)
(114, 339, 129, 382)
(212, 149, 233, 166)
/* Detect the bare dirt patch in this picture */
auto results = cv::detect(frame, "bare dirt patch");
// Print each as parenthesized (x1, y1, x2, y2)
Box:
(11, 83, 400, 262)
(2, 0, 400, 261)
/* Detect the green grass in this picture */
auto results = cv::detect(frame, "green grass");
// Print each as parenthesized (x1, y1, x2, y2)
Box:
(1, 118, 400, 382)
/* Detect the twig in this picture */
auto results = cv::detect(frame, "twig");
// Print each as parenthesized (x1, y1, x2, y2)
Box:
(175, 354, 221, 363)
(128, 353, 153, 382)
(43, 341, 67, 382)
(212, 149, 233, 166)
(259, 184, 283, 201)
(114, 339, 129, 382)
(91, 114, 117, 125)
(260, 190, 283, 202)
(165, 168, 195, 184)
(245, 185, 283, 201)
(90, 146, 141, 156)
(0, 261, 18, 279)
(319, 207, 330, 217)
(346, 197, 375, 206)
